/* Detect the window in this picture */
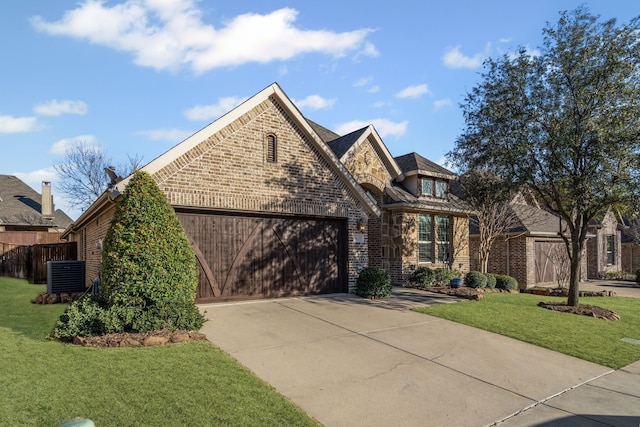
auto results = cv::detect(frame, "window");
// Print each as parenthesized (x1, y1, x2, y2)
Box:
(421, 178, 447, 198)
(418, 214, 433, 263)
(436, 216, 451, 263)
(421, 178, 433, 196)
(606, 235, 615, 265)
(266, 134, 277, 163)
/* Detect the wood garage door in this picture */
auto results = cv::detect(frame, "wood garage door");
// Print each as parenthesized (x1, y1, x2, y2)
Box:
(177, 211, 347, 302)
(534, 240, 568, 285)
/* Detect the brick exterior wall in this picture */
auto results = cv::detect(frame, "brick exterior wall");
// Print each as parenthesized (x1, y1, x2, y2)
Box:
(69, 96, 370, 292)
(470, 235, 588, 288)
(622, 243, 640, 275)
(66, 202, 116, 287)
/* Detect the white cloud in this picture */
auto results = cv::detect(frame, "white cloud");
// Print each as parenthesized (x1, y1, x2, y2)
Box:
(335, 118, 408, 138)
(443, 45, 488, 69)
(33, 99, 88, 116)
(31, 2, 376, 73)
(293, 95, 336, 111)
(137, 128, 192, 142)
(367, 85, 380, 94)
(353, 76, 373, 87)
(49, 135, 98, 155)
(372, 101, 386, 108)
(396, 84, 430, 99)
(13, 168, 57, 185)
(0, 115, 38, 133)
(433, 98, 453, 111)
(183, 96, 247, 121)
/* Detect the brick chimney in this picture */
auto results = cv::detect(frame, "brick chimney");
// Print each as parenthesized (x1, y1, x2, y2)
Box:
(42, 181, 53, 217)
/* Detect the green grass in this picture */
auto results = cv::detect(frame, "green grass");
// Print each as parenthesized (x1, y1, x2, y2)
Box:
(413, 292, 640, 369)
(0, 277, 319, 427)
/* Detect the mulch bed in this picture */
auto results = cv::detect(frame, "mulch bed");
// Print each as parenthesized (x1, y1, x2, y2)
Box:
(408, 284, 620, 321)
(537, 301, 620, 321)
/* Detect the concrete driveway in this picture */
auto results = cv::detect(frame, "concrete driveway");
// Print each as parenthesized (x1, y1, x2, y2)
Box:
(199, 288, 640, 426)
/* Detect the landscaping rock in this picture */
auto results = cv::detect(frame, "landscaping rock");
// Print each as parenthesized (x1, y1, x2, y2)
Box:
(142, 335, 169, 346)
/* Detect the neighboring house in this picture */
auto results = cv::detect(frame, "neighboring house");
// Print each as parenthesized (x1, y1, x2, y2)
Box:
(469, 196, 588, 288)
(62, 83, 469, 302)
(621, 219, 640, 275)
(0, 175, 73, 245)
(586, 210, 623, 278)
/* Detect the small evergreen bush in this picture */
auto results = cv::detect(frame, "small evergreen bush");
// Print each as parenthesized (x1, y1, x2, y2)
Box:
(408, 267, 435, 287)
(485, 273, 497, 288)
(465, 271, 487, 288)
(636, 269, 640, 284)
(356, 267, 392, 298)
(494, 274, 518, 290)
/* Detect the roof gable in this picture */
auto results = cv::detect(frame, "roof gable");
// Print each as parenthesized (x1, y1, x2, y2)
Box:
(117, 83, 379, 217)
(326, 125, 403, 181)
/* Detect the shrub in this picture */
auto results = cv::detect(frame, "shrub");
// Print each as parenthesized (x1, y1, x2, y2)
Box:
(408, 267, 435, 287)
(485, 273, 497, 289)
(465, 271, 487, 288)
(494, 274, 518, 290)
(636, 269, 640, 284)
(356, 267, 392, 298)
(53, 171, 205, 341)
(433, 268, 456, 286)
(51, 297, 107, 340)
(101, 171, 199, 310)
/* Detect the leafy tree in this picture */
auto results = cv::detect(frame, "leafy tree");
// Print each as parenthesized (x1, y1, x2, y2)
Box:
(449, 7, 640, 306)
(54, 141, 143, 211)
(100, 170, 204, 331)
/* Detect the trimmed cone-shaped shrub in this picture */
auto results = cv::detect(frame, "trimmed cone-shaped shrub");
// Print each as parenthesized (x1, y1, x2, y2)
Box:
(465, 271, 487, 288)
(101, 171, 195, 306)
(99, 170, 204, 331)
(356, 267, 392, 298)
(53, 171, 204, 339)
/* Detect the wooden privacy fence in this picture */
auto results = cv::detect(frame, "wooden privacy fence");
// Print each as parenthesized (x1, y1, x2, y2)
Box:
(0, 242, 77, 283)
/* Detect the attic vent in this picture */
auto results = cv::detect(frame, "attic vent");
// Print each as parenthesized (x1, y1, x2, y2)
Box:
(47, 260, 86, 294)
(266, 134, 277, 163)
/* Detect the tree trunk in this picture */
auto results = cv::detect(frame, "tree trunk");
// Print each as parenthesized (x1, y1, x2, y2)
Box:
(566, 236, 583, 307)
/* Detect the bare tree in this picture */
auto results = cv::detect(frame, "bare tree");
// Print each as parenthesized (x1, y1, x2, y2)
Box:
(54, 141, 143, 212)
(457, 169, 524, 273)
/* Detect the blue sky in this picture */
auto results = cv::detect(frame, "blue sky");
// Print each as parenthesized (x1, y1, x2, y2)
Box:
(1, 1, 637, 220)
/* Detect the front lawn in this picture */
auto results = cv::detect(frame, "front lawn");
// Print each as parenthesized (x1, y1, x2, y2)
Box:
(0, 277, 319, 427)
(413, 292, 640, 369)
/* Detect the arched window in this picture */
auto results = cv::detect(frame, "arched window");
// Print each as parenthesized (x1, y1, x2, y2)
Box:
(266, 134, 277, 163)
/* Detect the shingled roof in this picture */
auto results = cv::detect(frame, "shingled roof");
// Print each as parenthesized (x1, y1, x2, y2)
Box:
(394, 152, 457, 180)
(0, 175, 73, 228)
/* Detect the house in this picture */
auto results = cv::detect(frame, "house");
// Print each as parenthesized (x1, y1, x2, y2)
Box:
(0, 175, 73, 245)
(62, 83, 469, 302)
(586, 210, 623, 278)
(468, 196, 588, 288)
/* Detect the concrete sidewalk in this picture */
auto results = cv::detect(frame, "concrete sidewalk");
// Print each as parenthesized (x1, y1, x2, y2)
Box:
(199, 288, 640, 426)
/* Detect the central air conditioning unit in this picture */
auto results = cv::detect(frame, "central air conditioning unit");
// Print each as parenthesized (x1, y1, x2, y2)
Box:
(47, 260, 86, 294)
